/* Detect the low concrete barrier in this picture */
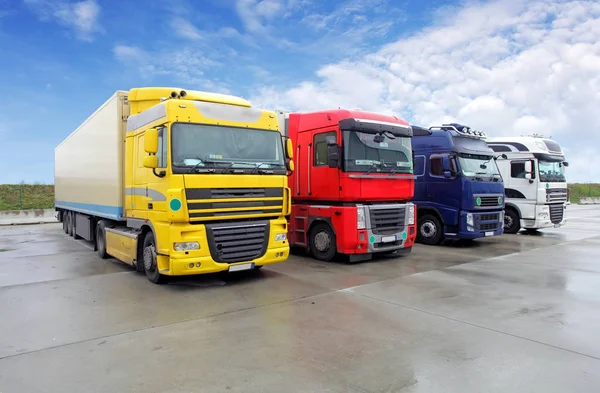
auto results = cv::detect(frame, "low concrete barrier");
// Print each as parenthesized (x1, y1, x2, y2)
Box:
(0, 209, 58, 226)
(579, 197, 600, 205)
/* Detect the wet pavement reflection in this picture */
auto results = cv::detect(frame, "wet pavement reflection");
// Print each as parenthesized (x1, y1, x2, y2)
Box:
(1, 205, 600, 392)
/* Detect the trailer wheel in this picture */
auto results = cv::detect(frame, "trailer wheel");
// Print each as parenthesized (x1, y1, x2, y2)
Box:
(95, 221, 109, 259)
(309, 222, 336, 262)
(504, 208, 521, 234)
(63, 212, 69, 234)
(417, 214, 443, 245)
(67, 212, 74, 237)
(142, 232, 166, 284)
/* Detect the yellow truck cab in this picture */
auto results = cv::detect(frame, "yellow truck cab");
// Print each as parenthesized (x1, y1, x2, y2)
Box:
(54, 87, 294, 283)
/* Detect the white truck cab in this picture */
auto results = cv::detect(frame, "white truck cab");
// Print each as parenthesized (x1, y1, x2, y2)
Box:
(487, 136, 568, 234)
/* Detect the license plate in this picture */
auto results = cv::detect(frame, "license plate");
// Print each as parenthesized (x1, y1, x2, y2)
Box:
(484, 231, 494, 237)
(554, 224, 560, 228)
(229, 263, 254, 272)
(381, 235, 397, 243)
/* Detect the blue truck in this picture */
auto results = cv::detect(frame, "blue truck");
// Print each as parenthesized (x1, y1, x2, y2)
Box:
(410, 123, 505, 245)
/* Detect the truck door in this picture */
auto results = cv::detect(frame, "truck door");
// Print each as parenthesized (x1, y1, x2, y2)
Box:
(505, 159, 537, 218)
(310, 130, 340, 199)
(427, 154, 461, 225)
(132, 127, 170, 218)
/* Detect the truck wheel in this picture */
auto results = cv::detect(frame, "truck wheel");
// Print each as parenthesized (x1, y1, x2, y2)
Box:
(309, 223, 336, 262)
(63, 212, 69, 234)
(142, 231, 166, 284)
(417, 214, 443, 245)
(67, 212, 74, 237)
(95, 221, 109, 259)
(504, 208, 521, 234)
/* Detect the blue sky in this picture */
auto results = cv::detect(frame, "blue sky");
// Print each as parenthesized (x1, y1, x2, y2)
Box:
(1, 0, 599, 184)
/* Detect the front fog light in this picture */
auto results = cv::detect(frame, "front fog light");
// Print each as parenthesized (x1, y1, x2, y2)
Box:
(174, 242, 200, 252)
(408, 205, 415, 225)
(538, 212, 549, 220)
(274, 233, 287, 242)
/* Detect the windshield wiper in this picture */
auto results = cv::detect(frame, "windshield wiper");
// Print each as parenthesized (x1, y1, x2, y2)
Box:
(187, 157, 219, 174)
(250, 163, 285, 174)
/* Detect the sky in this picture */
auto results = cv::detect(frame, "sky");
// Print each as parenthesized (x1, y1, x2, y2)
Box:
(0, 0, 599, 184)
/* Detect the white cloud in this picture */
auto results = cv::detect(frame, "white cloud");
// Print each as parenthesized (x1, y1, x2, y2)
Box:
(236, 0, 285, 34)
(170, 17, 203, 40)
(251, 0, 600, 182)
(24, 0, 102, 41)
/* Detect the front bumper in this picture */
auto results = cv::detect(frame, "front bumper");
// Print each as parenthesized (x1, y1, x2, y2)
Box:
(155, 218, 290, 276)
(450, 210, 504, 239)
(522, 204, 567, 229)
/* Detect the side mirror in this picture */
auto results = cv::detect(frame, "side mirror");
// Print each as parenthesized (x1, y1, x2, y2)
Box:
(143, 155, 158, 169)
(524, 160, 532, 173)
(563, 161, 569, 167)
(286, 139, 294, 159)
(145, 128, 159, 154)
(326, 135, 337, 145)
(525, 173, 532, 180)
(441, 155, 451, 172)
(443, 170, 452, 179)
(327, 144, 339, 169)
(286, 159, 295, 173)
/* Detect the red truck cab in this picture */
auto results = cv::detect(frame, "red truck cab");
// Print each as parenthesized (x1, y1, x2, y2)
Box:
(277, 109, 417, 262)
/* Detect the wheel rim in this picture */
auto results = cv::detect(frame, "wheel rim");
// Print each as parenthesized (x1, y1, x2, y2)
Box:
(504, 215, 514, 230)
(314, 231, 331, 252)
(143, 242, 157, 272)
(420, 221, 437, 238)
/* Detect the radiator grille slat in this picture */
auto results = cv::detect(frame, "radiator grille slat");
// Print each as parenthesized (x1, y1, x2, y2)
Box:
(205, 222, 269, 263)
(369, 208, 406, 235)
(549, 204, 564, 224)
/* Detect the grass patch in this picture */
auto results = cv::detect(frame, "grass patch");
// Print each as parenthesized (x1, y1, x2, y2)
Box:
(569, 183, 600, 204)
(0, 184, 54, 211)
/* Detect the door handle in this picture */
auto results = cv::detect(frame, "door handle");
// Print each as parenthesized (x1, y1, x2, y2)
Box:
(428, 193, 434, 198)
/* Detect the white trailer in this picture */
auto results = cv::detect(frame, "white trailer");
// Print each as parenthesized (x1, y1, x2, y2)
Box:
(487, 136, 568, 233)
(54, 91, 128, 239)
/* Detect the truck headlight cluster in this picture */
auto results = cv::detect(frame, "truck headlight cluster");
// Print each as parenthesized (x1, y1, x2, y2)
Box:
(274, 233, 287, 242)
(466, 213, 474, 232)
(538, 212, 549, 220)
(408, 205, 415, 225)
(357, 206, 366, 229)
(173, 242, 200, 251)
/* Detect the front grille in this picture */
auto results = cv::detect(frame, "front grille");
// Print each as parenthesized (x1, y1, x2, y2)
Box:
(475, 195, 502, 208)
(479, 213, 499, 221)
(549, 204, 564, 224)
(478, 223, 499, 231)
(186, 188, 284, 220)
(205, 221, 269, 263)
(369, 207, 406, 235)
(546, 188, 568, 203)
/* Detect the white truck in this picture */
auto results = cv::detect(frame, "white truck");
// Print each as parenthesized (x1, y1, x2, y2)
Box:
(486, 136, 568, 234)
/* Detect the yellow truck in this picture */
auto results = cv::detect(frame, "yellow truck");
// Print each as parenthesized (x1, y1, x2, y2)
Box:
(55, 87, 294, 283)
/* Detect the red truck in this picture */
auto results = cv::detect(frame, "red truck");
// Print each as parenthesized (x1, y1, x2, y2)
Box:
(276, 109, 417, 262)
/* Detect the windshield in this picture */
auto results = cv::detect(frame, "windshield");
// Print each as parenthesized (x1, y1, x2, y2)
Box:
(538, 160, 566, 182)
(343, 130, 413, 174)
(457, 153, 501, 179)
(171, 123, 286, 174)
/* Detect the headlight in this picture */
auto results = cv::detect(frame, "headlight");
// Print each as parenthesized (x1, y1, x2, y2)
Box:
(538, 212, 549, 220)
(466, 213, 474, 226)
(408, 205, 415, 225)
(499, 211, 504, 223)
(173, 242, 200, 251)
(274, 233, 287, 242)
(357, 206, 366, 229)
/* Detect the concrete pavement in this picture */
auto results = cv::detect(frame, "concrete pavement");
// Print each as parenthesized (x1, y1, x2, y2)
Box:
(1, 205, 599, 392)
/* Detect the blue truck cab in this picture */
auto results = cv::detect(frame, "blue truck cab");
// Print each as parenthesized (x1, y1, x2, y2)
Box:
(410, 124, 505, 245)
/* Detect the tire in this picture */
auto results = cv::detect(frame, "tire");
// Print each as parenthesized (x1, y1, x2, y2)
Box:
(67, 212, 74, 237)
(417, 214, 444, 245)
(63, 211, 69, 234)
(309, 222, 337, 262)
(504, 208, 521, 234)
(95, 221, 109, 259)
(141, 231, 166, 284)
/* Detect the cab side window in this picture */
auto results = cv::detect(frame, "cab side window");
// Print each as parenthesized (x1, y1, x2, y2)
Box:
(156, 127, 168, 168)
(314, 131, 335, 166)
(430, 156, 443, 176)
(511, 161, 535, 179)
